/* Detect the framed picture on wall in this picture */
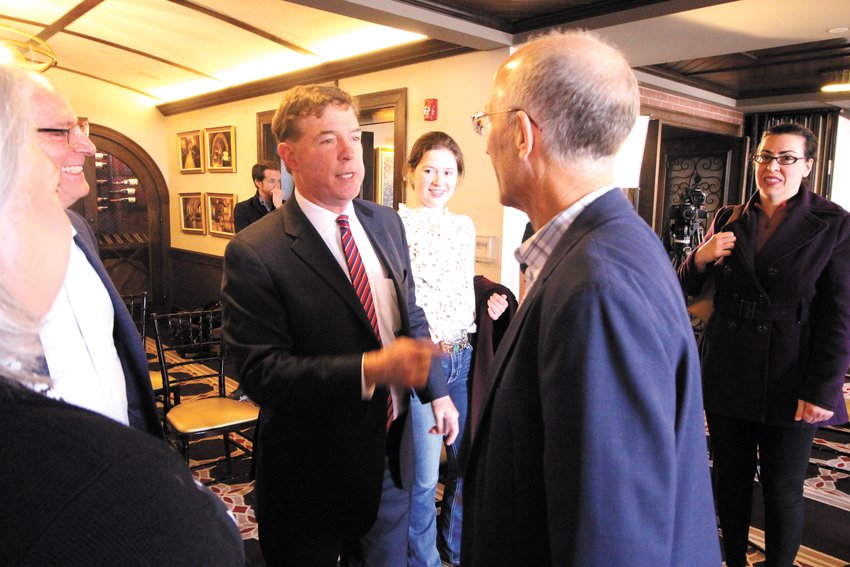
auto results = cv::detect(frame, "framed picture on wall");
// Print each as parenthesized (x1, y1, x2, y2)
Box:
(179, 192, 205, 234)
(206, 192, 237, 237)
(376, 147, 394, 207)
(177, 130, 204, 173)
(206, 126, 236, 173)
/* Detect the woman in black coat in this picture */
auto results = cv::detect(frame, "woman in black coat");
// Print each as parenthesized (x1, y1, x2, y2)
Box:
(679, 122, 850, 567)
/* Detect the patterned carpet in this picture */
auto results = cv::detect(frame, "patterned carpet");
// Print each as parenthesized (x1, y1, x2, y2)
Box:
(147, 339, 850, 566)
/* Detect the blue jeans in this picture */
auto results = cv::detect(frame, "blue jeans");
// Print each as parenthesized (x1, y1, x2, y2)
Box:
(408, 345, 471, 567)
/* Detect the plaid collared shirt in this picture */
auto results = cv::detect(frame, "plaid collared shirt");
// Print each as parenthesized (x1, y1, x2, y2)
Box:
(515, 185, 617, 296)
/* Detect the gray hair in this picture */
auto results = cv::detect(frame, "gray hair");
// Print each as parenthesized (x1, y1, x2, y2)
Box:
(502, 30, 639, 164)
(0, 63, 50, 387)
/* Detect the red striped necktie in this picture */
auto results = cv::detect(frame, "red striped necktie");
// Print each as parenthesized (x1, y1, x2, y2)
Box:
(336, 214, 393, 431)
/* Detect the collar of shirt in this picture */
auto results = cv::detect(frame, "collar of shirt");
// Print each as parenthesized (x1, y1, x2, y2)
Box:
(256, 190, 276, 212)
(515, 184, 617, 294)
(294, 190, 404, 411)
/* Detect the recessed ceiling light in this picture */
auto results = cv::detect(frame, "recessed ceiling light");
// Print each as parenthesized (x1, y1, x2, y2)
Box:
(827, 27, 849, 34)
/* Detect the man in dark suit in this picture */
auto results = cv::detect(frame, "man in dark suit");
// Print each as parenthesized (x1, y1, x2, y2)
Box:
(234, 161, 282, 233)
(32, 76, 161, 438)
(222, 84, 457, 567)
(461, 31, 721, 566)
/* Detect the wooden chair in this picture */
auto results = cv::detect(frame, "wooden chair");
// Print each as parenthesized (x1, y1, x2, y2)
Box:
(120, 291, 147, 343)
(151, 308, 258, 480)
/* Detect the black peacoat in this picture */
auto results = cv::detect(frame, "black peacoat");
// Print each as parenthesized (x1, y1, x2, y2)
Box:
(680, 187, 850, 427)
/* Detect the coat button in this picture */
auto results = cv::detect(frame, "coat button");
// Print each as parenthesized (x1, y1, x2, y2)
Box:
(722, 265, 732, 276)
(727, 320, 738, 330)
(756, 324, 768, 335)
(767, 266, 779, 278)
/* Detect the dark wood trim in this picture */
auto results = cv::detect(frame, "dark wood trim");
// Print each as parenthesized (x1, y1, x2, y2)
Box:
(169, 248, 224, 310)
(356, 89, 407, 208)
(37, 0, 104, 41)
(642, 103, 742, 137)
(167, 0, 315, 56)
(157, 39, 471, 116)
(637, 118, 662, 230)
(256, 109, 276, 165)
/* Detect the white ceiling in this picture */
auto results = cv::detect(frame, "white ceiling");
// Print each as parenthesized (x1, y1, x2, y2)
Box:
(1, 0, 849, 109)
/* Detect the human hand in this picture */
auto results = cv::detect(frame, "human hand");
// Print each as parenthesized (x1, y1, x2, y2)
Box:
(794, 399, 834, 424)
(487, 293, 509, 321)
(429, 395, 460, 445)
(272, 185, 284, 209)
(694, 231, 736, 272)
(363, 337, 437, 390)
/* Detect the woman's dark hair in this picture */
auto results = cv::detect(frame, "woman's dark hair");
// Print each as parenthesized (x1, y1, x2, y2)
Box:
(762, 122, 818, 159)
(407, 131, 464, 176)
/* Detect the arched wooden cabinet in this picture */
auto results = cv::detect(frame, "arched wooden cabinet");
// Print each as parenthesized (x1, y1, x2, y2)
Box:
(75, 125, 171, 311)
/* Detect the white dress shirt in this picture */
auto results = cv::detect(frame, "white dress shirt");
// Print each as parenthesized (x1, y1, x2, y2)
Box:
(295, 190, 405, 416)
(39, 225, 129, 425)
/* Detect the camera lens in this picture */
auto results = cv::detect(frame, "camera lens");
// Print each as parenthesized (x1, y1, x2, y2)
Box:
(682, 207, 695, 220)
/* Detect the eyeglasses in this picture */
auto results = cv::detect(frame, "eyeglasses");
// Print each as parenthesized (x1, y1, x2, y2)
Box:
(751, 153, 807, 165)
(37, 118, 90, 145)
(471, 109, 541, 136)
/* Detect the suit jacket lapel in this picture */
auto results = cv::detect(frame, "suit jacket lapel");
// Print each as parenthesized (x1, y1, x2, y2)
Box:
(282, 198, 382, 338)
(471, 189, 628, 442)
(755, 190, 826, 269)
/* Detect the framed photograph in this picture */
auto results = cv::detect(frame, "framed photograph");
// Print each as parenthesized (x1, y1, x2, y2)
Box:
(206, 126, 236, 173)
(179, 192, 205, 234)
(206, 192, 237, 238)
(177, 130, 204, 173)
(375, 147, 394, 206)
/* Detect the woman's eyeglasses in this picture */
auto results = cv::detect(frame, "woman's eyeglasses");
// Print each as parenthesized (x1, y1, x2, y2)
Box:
(751, 154, 806, 165)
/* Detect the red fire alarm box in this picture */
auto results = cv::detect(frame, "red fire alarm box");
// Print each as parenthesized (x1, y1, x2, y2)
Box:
(424, 98, 438, 121)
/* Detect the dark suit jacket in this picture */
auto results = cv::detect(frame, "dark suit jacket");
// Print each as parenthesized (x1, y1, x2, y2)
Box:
(680, 187, 850, 426)
(234, 191, 273, 233)
(66, 211, 162, 438)
(469, 275, 517, 439)
(462, 189, 720, 566)
(221, 197, 445, 537)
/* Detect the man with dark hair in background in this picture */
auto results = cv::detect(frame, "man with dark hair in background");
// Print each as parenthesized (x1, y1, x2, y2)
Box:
(234, 160, 283, 233)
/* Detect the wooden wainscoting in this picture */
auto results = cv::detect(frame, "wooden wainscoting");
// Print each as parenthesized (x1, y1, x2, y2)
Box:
(169, 248, 224, 311)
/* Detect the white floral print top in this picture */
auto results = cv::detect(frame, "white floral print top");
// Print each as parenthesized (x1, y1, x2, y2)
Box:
(398, 204, 476, 343)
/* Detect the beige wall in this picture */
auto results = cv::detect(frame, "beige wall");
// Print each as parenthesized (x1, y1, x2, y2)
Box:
(163, 48, 510, 279)
(342, 48, 508, 282)
(48, 49, 513, 282)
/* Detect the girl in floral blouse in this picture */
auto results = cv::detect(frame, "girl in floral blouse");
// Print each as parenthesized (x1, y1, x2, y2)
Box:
(400, 131, 507, 567)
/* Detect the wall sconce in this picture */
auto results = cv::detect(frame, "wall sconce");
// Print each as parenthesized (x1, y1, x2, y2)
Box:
(0, 24, 57, 73)
(821, 69, 850, 93)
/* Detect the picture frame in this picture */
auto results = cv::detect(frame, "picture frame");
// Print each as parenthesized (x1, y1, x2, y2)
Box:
(177, 130, 204, 174)
(179, 192, 205, 234)
(206, 126, 236, 173)
(375, 147, 394, 207)
(206, 192, 237, 238)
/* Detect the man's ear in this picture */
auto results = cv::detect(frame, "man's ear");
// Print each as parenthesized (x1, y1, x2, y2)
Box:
(515, 111, 535, 161)
(253, 179, 263, 191)
(278, 141, 296, 172)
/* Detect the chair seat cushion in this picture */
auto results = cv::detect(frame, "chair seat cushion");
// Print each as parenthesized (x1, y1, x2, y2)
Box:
(166, 398, 258, 434)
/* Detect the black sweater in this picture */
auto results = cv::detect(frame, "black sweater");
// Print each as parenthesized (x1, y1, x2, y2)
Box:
(0, 378, 244, 566)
